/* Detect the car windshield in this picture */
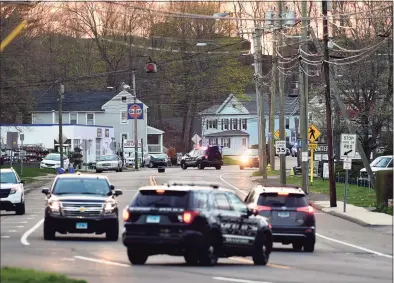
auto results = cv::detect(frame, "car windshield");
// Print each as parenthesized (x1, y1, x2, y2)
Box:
(52, 178, 110, 195)
(244, 149, 258, 156)
(0, 172, 17, 184)
(151, 154, 167, 159)
(258, 193, 308, 207)
(131, 190, 189, 208)
(374, 157, 392, 168)
(370, 157, 383, 167)
(44, 154, 60, 161)
(99, 155, 117, 161)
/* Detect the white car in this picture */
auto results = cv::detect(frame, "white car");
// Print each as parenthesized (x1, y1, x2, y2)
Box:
(40, 153, 70, 169)
(360, 155, 393, 179)
(0, 168, 25, 215)
(96, 155, 123, 173)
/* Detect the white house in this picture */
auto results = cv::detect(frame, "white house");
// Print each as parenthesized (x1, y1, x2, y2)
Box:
(0, 124, 115, 163)
(30, 86, 164, 158)
(199, 93, 299, 155)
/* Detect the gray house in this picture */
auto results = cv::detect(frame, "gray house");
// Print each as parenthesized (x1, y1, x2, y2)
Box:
(31, 88, 164, 158)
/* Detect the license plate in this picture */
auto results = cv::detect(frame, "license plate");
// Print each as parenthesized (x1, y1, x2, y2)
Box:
(278, 212, 290, 218)
(76, 222, 88, 229)
(103, 163, 110, 166)
(146, 215, 160, 223)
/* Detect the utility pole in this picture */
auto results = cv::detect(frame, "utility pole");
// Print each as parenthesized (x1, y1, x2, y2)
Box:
(300, 0, 309, 194)
(132, 71, 138, 170)
(269, 30, 277, 172)
(59, 83, 64, 169)
(278, 1, 286, 185)
(322, 0, 337, 206)
(253, 22, 267, 178)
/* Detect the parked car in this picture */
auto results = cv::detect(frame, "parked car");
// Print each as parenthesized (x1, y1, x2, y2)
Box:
(40, 153, 70, 169)
(144, 153, 169, 168)
(360, 155, 393, 179)
(0, 168, 26, 215)
(96, 155, 123, 173)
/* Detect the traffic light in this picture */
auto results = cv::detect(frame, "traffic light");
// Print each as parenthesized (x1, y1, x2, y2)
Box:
(145, 62, 157, 73)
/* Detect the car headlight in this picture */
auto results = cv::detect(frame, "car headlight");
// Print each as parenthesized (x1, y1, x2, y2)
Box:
(9, 187, 20, 194)
(49, 201, 61, 211)
(241, 156, 249, 162)
(104, 202, 115, 212)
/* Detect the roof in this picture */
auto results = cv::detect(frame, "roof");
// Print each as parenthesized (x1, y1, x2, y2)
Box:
(138, 183, 230, 192)
(147, 126, 165, 135)
(31, 90, 118, 112)
(205, 130, 249, 137)
(254, 185, 305, 195)
(55, 173, 109, 179)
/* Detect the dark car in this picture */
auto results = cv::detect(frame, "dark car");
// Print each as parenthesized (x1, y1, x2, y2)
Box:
(244, 185, 315, 252)
(122, 181, 272, 266)
(144, 153, 169, 168)
(180, 146, 223, 170)
(240, 149, 259, 170)
(41, 173, 123, 241)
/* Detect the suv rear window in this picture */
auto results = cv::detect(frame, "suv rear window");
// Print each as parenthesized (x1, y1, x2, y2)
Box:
(257, 193, 307, 207)
(131, 190, 189, 208)
(207, 146, 222, 159)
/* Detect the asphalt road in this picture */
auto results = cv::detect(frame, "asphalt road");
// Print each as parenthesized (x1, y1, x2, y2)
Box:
(1, 165, 392, 283)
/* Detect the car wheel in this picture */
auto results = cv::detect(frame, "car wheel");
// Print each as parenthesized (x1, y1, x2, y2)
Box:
(240, 165, 244, 170)
(215, 166, 221, 170)
(127, 249, 148, 265)
(252, 232, 271, 265)
(304, 240, 315, 252)
(96, 170, 102, 173)
(15, 199, 25, 215)
(119, 167, 123, 172)
(292, 242, 303, 251)
(149, 161, 154, 168)
(198, 163, 205, 170)
(106, 220, 119, 241)
(199, 233, 219, 266)
(43, 219, 56, 240)
(184, 252, 199, 266)
(181, 163, 187, 170)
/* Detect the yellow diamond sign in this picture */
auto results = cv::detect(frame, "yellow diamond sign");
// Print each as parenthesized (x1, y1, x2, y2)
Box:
(274, 130, 287, 139)
(308, 124, 321, 143)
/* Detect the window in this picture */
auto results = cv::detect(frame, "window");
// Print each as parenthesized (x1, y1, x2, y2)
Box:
(191, 191, 208, 209)
(213, 193, 231, 210)
(73, 139, 80, 148)
(224, 119, 229, 130)
(86, 113, 95, 125)
(308, 113, 313, 122)
(213, 119, 218, 129)
(121, 96, 127, 103)
(242, 118, 247, 130)
(209, 138, 218, 145)
(120, 133, 128, 142)
(96, 138, 101, 160)
(232, 119, 237, 130)
(208, 120, 213, 129)
(257, 193, 308, 208)
(226, 192, 248, 213)
(242, 137, 247, 146)
(131, 190, 189, 208)
(120, 111, 128, 124)
(221, 119, 224, 130)
(70, 113, 77, 124)
(285, 118, 289, 129)
(53, 178, 110, 196)
(245, 190, 256, 204)
(221, 138, 231, 148)
(0, 171, 18, 184)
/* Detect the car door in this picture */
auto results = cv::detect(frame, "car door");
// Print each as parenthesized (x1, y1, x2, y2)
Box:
(185, 150, 195, 166)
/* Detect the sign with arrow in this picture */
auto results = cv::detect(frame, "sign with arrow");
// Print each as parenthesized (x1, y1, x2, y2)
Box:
(340, 134, 357, 159)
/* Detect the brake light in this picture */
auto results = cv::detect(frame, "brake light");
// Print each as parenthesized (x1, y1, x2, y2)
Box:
(277, 192, 289, 196)
(182, 211, 199, 224)
(268, 224, 272, 229)
(123, 208, 130, 221)
(204, 155, 208, 159)
(296, 206, 314, 213)
(257, 206, 272, 211)
(156, 188, 165, 194)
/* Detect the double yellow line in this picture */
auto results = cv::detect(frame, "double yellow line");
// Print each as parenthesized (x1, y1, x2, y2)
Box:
(149, 176, 157, 186)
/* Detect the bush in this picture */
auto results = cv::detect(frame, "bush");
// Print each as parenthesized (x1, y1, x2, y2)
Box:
(1, 267, 86, 283)
(375, 170, 393, 206)
(335, 160, 365, 178)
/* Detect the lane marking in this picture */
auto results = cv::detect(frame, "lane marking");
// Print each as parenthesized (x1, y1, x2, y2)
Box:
(121, 189, 139, 192)
(74, 256, 129, 267)
(229, 257, 292, 269)
(150, 176, 157, 186)
(220, 175, 394, 259)
(8, 230, 17, 232)
(1, 236, 10, 238)
(213, 277, 273, 283)
(1, 225, 24, 228)
(21, 218, 44, 246)
(1, 221, 27, 224)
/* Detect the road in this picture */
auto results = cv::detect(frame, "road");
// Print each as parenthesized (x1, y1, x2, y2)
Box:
(1, 165, 392, 283)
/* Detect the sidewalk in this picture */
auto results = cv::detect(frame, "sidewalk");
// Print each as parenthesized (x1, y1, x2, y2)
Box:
(253, 176, 393, 227)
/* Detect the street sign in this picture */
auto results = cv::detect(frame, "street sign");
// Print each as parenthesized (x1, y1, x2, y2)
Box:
(343, 157, 352, 170)
(274, 130, 287, 139)
(316, 144, 328, 152)
(308, 124, 321, 143)
(308, 143, 318, 150)
(191, 134, 201, 144)
(275, 140, 286, 155)
(127, 103, 144, 120)
(340, 134, 357, 159)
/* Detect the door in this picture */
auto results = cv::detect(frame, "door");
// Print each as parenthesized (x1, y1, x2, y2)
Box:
(184, 150, 195, 166)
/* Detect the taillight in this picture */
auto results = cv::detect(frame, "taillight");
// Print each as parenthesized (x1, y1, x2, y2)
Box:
(182, 211, 199, 224)
(257, 206, 272, 211)
(204, 155, 208, 159)
(123, 208, 130, 221)
(296, 206, 314, 213)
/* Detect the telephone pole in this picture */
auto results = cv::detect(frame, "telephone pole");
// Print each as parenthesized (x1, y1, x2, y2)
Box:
(300, 1, 309, 194)
(269, 31, 277, 172)
(58, 83, 64, 168)
(278, 1, 286, 185)
(132, 71, 138, 170)
(322, 0, 337, 206)
(253, 22, 267, 178)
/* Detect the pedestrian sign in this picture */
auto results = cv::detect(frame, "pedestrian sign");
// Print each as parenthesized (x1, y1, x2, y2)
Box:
(308, 143, 318, 150)
(308, 124, 321, 143)
(274, 130, 287, 139)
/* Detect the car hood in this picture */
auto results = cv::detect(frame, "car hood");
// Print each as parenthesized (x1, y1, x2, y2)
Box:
(97, 160, 118, 164)
(0, 184, 21, 190)
(50, 194, 111, 202)
(42, 160, 60, 164)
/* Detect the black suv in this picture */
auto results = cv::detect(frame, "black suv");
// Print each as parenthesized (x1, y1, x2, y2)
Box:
(41, 173, 122, 241)
(244, 185, 315, 252)
(181, 146, 223, 170)
(122, 181, 272, 266)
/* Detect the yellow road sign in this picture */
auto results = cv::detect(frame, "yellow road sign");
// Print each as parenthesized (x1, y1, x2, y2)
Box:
(274, 130, 287, 139)
(0, 20, 27, 52)
(308, 124, 321, 143)
(308, 143, 318, 150)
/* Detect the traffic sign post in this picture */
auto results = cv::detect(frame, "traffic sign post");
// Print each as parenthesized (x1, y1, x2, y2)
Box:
(275, 140, 286, 155)
(343, 157, 352, 212)
(340, 134, 357, 159)
(308, 143, 318, 184)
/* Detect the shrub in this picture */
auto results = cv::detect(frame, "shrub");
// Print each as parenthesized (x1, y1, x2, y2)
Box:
(375, 170, 393, 206)
(335, 160, 365, 178)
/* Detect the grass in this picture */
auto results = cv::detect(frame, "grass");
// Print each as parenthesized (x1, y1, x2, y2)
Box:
(223, 156, 239, 165)
(287, 176, 377, 208)
(252, 170, 280, 177)
(1, 165, 54, 183)
(0, 267, 87, 283)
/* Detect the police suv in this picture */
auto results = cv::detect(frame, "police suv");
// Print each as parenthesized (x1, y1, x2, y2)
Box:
(122, 181, 272, 266)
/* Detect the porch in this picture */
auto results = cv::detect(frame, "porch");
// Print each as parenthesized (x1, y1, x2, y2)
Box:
(147, 126, 164, 153)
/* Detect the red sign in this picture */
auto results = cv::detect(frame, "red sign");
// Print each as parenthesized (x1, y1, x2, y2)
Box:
(128, 104, 142, 119)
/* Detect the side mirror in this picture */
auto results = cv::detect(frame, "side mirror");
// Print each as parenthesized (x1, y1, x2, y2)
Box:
(114, 189, 122, 196)
(110, 185, 115, 190)
(20, 180, 25, 184)
(41, 188, 50, 195)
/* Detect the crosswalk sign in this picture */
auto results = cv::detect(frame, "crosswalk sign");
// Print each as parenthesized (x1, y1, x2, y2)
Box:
(308, 124, 321, 143)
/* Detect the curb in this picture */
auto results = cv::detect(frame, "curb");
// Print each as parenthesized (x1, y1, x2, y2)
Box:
(24, 179, 53, 195)
(310, 201, 372, 227)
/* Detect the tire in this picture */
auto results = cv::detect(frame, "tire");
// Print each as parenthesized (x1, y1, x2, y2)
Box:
(181, 163, 187, 170)
(127, 249, 148, 265)
(149, 161, 154, 168)
(292, 242, 303, 251)
(252, 232, 271, 265)
(43, 219, 56, 240)
(106, 220, 119, 241)
(215, 166, 221, 170)
(198, 163, 205, 170)
(119, 167, 123, 172)
(184, 252, 199, 266)
(116, 167, 119, 172)
(240, 165, 244, 170)
(199, 233, 220, 266)
(15, 199, 25, 215)
(304, 240, 315, 252)
(96, 170, 102, 173)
